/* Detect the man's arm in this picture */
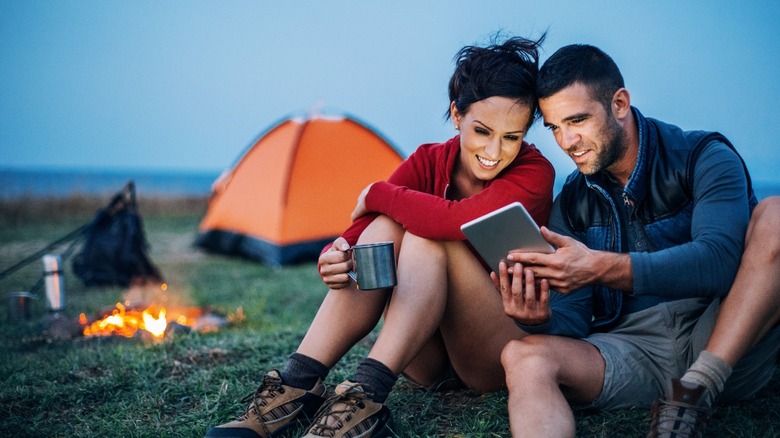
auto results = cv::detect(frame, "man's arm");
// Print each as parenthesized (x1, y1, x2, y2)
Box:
(492, 193, 592, 337)
(630, 142, 751, 298)
(492, 259, 593, 337)
(512, 142, 750, 297)
(512, 227, 634, 293)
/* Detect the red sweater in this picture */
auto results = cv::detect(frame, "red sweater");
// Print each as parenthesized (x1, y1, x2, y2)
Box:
(327, 135, 555, 250)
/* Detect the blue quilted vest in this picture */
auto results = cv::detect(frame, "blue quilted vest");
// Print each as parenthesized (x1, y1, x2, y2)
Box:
(557, 108, 757, 329)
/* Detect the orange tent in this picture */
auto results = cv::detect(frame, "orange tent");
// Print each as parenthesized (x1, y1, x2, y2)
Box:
(195, 112, 405, 266)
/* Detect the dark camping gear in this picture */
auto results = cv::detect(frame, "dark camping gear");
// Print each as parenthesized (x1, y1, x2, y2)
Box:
(71, 182, 163, 287)
(0, 182, 163, 296)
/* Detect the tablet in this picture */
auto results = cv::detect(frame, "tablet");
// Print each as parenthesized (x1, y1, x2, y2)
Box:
(460, 202, 554, 273)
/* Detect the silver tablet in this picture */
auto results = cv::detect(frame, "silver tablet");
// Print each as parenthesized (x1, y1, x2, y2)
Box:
(460, 202, 554, 273)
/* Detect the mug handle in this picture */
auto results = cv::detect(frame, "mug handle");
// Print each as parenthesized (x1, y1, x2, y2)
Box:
(346, 247, 358, 285)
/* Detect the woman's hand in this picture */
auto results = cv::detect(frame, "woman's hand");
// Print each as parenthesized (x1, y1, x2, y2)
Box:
(318, 237, 353, 289)
(491, 261, 551, 325)
(351, 183, 374, 221)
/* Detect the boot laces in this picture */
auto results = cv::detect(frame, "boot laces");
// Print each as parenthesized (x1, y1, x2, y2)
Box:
(648, 399, 709, 438)
(237, 373, 287, 434)
(308, 383, 371, 437)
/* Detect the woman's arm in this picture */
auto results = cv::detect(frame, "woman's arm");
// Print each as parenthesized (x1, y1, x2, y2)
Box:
(365, 145, 555, 240)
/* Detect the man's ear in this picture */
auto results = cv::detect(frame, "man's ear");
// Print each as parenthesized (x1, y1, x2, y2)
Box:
(612, 88, 631, 119)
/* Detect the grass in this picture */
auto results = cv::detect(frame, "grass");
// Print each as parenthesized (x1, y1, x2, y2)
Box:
(1, 196, 778, 437)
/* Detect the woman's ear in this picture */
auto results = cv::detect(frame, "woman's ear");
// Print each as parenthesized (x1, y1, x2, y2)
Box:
(450, 101, 461, 130)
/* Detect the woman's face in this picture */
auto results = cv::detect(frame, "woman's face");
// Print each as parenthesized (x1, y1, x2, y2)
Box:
(451, 96, 532, 185)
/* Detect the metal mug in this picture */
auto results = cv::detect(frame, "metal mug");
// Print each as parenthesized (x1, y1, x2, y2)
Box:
(7, 291, 35, 320)
(347, 241, 396, 290)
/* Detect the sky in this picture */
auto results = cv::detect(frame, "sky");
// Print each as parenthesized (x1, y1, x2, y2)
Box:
(2, 1, 780, 186)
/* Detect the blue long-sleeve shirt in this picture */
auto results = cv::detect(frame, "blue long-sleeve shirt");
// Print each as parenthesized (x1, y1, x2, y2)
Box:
(519, 109, 753, 332)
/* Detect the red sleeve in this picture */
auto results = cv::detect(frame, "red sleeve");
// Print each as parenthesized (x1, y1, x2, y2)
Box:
(364, 144, 554, 241)
(320, 144, 436, 254)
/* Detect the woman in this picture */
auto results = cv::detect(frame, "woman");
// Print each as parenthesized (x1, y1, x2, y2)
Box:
(207, 34, 577, 438)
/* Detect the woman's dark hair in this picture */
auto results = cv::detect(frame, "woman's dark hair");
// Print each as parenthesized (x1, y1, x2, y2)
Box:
(536, 44, 624, 110)
(447, 33, 546, 129)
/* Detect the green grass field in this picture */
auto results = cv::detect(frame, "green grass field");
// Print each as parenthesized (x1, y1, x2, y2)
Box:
(0, 197, 778, 437)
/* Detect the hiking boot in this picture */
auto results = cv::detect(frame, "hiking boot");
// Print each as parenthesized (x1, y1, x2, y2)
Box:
(647, 379, 710, 438)
(302, 381, 394, 438)
(205, 370, 327, 438)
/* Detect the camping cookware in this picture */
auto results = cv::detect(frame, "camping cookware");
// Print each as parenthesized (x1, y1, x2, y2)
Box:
(347, 241, 397, 290)
(7, 291, 35, 320)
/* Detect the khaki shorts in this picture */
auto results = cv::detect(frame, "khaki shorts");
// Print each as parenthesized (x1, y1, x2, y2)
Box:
(581, 298, 780, 410)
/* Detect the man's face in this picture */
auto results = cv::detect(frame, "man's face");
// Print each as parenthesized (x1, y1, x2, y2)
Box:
(539, 83, 627, 176)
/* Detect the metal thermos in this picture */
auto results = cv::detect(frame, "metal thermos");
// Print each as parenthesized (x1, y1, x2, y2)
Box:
(42, 254, 65, 312)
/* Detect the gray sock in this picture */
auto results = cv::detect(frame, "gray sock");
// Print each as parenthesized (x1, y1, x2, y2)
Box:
(281, 352, 329, 390)
(351, 358, 398, 403)
(681, 350, 732, 406)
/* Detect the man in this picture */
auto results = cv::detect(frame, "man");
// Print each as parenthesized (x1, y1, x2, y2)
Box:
(497, 44, 780, 437)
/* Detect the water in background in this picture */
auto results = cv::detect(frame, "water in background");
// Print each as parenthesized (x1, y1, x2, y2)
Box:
(2, 167, 779, 201)
(0, 168, 220, 200)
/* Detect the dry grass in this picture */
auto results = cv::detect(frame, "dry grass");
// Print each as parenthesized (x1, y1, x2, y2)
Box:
(0, 195, 209, 226)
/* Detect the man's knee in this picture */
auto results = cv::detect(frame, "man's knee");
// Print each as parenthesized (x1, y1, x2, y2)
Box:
(748, 196, 780, 251)
(501, 336, 559, 382)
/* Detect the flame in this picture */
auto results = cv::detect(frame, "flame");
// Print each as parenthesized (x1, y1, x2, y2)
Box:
(143, 308, 167, 337)
(79, 299, 230, 340)
(81, 302, 175, 339)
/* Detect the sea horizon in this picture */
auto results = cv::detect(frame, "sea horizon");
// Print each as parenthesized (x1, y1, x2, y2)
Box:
(0, 166, 222, 200)
(2, 166, 780, 201)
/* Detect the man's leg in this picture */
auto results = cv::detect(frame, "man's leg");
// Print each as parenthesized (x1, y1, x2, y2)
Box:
(501, 335, 605, 438)
(680, 197, 780, 400)
(649, 197, 780, 437)
(703, 196, 780, 367)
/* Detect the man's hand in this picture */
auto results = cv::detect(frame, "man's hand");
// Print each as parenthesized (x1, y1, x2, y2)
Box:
(509, 226, 633, 293)
(318, 237, 353, 289)
(491, 261, 551, 325)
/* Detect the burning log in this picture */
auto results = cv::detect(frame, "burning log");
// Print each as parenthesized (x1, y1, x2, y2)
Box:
(79, 302, 235, 341)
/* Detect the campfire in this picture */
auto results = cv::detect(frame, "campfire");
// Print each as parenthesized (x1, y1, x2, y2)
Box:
(77, 282, 241, 341)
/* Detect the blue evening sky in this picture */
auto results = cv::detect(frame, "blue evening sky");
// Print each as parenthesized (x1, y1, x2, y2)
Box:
(2, 1, 779, 185)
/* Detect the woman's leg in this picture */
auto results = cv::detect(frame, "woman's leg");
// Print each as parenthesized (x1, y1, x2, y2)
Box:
(368, 233, 523, 393)
(436, 240, 528, 393)
(298, 235, 524, 438)
(207, 216, 406, 437)
(296, 215, 405, 367)
(367, 232, 449, 375)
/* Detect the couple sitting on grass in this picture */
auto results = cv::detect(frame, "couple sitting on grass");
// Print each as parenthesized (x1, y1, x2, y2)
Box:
(205, 34, 780, 438)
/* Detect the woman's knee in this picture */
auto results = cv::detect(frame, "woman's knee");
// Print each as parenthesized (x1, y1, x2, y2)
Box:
(357, 215, 404, 246)
(398, 231, 446, 261)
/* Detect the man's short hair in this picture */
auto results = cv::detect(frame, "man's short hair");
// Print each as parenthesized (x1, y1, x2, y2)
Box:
(537, 44, 625, 109)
